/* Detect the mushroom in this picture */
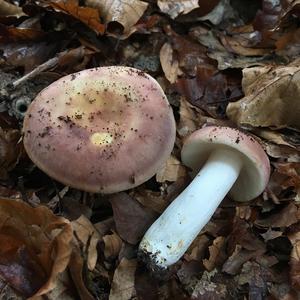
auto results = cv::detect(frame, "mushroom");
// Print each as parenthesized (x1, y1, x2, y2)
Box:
(139, 126, 270, 269)
(23, 66, 176, 193)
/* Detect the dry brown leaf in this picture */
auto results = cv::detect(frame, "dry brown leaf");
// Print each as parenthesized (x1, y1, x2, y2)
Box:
(103, 231, 123, 260)
(156, 155, 187, 183)
(109, 193, 158, 244)
(47, 0, 105, 34)
(158, 0, 199, 19)
(71, 215, 100, 271)
(86, 0, 148, 34)
(0, 199, 72, 298)
(203, 236, 226, 271)
(160, 42, 183, 84)
(0, 0, 25, 17)
(226, 64, 300, 130)
(109, 258, 137, 300)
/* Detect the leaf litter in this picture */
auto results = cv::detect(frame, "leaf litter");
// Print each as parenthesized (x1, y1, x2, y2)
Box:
(0, 0, 299, 299)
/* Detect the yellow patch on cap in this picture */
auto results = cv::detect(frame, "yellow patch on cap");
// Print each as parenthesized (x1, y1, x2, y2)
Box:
(90, 132, 113, 146)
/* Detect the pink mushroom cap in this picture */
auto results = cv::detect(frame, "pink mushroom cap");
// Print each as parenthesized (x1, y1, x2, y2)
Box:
(181, 126, 270, 202)
(23, 66, 176, 193)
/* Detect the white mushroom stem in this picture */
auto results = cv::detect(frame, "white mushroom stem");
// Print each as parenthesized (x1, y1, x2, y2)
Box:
(139, 147, 243, 268)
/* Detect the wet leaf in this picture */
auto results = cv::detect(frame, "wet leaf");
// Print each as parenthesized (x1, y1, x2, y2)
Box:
(109, 193, 158, 244)
(0, 198, 72, 298)
(109, 258, 137, 300)
(226, 63, 300, 130)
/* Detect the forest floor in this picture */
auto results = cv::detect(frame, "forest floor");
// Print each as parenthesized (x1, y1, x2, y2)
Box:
(0, 0, 300, 299)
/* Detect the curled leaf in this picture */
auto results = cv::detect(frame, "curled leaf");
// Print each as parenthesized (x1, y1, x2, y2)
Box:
(86, 0, 148, 34)
(0, 199, 72, 298)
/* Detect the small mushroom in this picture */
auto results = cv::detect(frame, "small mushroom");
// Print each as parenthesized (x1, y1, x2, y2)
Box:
(139, 126, 270, 269)
(23, 66, 176, 193)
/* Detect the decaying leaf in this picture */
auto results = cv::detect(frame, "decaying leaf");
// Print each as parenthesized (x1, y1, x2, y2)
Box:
(157, 0, 199, 19)
(71, 215, 100, 271)
(109, 258, 137, 300)
(190, 269, 227, 299)
(227, 63, 300, 130)
(0, 199, 72, 298)
(86, 0, 148, 34)
(203, 236, 226, 271)
(109, 193, 158, 244)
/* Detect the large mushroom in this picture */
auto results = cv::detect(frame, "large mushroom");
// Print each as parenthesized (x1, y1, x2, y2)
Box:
(23, 66, 176, 193)
(139, 126, 270, 269)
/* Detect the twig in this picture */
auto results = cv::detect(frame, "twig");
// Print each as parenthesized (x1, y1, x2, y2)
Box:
(11, 56, 59, 89)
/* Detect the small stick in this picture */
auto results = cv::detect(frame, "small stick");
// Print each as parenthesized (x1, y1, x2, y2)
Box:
(11, 56, 59, 89)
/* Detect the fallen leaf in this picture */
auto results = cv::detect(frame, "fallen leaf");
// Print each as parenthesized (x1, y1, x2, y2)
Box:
(157, 0, 199, 19)
(0, 0, 25, 17)
(47, 0, 105, 34)
(86, 0, 148, 34)
(103, 231, 123, 260)
(203, 236, 226, 271)
(109, 258, 137, 300)
(261, 228, 283, 241)
(0, 127, 21, 180)
(71, 215, 101, 271)
(68, 248, 94, 300)
(132, 188, 170, 213)
(226, 64, 300, 130)
(109, 193, 158, 244)
(0, 198, 72, 298)
(156, 155, 187, 183)
(223, 245, 263, 275)
(160, 42, 182, 84)
(184, 234, 211, 262)
(190, 269, 227, 299)
(255, 203, 300, 228)
(237, 261, 278, 299)
(190, 26, 269, 70)
(177, 97, 201, 137)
